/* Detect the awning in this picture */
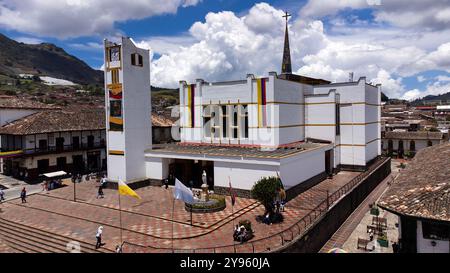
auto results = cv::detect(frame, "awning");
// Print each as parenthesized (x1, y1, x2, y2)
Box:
(42, 171, 67, 178)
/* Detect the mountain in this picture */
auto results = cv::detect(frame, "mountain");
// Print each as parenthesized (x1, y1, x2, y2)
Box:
(410, 91, 450, 105)
(0, 33, 102, 85)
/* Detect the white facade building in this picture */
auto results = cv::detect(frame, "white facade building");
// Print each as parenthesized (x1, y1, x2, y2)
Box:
(104, 38, 152, 183)
(105, 37, 381, 196)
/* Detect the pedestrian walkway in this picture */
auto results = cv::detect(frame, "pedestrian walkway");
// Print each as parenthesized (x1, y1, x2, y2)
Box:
(0, 174, 44, 202)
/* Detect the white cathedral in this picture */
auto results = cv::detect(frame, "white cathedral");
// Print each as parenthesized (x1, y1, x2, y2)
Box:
(103, 20, 381, 198)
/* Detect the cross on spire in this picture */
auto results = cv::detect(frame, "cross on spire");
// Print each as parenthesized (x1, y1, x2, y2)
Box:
(281, 11, 292, 74)
(282, 11, 291, 24)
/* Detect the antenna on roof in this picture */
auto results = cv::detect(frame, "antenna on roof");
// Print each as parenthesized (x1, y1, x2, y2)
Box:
(349, 72, 354, 82)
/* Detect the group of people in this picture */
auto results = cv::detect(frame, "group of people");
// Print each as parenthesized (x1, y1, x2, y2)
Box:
(233, 225, 251, 244)
(42, 179, 63, 191)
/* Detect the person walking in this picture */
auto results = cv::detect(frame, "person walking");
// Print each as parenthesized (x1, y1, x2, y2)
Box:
(95, 226, 103, 249)
(0, 188, 5, 202)
(97, 184, 104, 199)
(20, 187, 27, 203)
(96, 175, 106, 199)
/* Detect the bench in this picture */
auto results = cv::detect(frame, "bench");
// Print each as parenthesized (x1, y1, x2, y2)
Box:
(372, 216, 388, 229)
(357, 238, 370, 251)
(367, 224, 384, 236)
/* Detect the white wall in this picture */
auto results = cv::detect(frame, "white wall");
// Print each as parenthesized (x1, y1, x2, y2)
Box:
(416, 221, 450, 253)
(214, 161, 279, 190)
(279, 146, 327, 189)
(105, 37, 152, 182)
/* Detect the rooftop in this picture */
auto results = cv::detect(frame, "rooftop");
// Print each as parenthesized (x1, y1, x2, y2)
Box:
(146, 142, 328, 159)
(0, 109, 105, 135)
(379, 143, 450, 222)
(384, 131, 444, 140)
(0, 96, 59, 110)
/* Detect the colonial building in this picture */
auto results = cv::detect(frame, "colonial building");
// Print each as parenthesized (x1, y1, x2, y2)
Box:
(382, 131, 447, 157)
(105, 21, 382, 196)
(379, 143, 450, 253)
(0, 96, 59, 173)
(0, 109, 106, 180)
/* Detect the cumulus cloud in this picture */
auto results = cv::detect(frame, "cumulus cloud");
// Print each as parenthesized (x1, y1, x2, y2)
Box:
(300, 0, 450, 30)
(146, 1, 450, 98)
(0, 0, 202, 38)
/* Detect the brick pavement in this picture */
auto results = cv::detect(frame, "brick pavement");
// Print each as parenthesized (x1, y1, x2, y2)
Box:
(319, 174, 394, 253)
(0, 171, 360, 253)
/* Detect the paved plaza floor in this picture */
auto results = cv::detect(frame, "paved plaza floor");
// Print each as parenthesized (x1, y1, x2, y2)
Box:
(0, 171, 359, 253)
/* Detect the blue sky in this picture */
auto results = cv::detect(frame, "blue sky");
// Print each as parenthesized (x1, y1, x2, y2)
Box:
(0, 0, 449, 99)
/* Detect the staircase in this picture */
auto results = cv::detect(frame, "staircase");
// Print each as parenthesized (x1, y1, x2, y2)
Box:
(0, 218, 114, 253)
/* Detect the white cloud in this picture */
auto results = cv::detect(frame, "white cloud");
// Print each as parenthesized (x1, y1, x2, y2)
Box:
(0, 0, 202, 38)
(417, 75, 426, 82)
(146, 1, 450, 98)
(299, 0, 450, 31)
(436, 75, 450, 83)
(14, 36, 44, 44)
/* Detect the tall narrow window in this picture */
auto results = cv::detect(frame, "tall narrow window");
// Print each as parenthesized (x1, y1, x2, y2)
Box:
(335, 104, 340, 136)
(222, 105, 227, 138)
(233, 112, 238, 139)
(131, 53, 143, 67)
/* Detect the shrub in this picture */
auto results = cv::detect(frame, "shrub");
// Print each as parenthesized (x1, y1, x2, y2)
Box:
(238, 219, 253, 233)
(251, 176, 282, 213)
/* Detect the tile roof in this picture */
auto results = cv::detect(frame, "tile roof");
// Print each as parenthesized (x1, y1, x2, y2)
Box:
(0, 96, 58, 110)
(151, 114, 174, 127)
(384, 131, 443, 140)
(0, 109, 105, 135)
(379, 143, 450, 222)
(146, 142, 327, 159)
(0, 105, 175, 135)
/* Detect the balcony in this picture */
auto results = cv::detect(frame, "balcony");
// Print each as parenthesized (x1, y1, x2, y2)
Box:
(0, 141, 106, 158)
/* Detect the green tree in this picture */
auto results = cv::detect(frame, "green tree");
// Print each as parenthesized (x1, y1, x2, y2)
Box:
(251, 176, 281, 213)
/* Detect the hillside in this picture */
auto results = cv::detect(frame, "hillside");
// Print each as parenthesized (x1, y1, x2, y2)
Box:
(0, 33, 102, 84)
(410, 91, 450, 105)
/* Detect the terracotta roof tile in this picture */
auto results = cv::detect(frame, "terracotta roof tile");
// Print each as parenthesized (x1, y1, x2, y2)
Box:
(384, 131, 443, 140)
(379, 143, 450, 222)
(0, 109, 105, 135)
(0, 96, 59, 110)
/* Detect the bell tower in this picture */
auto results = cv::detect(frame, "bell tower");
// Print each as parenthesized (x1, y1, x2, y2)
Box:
(104, 37, 152, 183)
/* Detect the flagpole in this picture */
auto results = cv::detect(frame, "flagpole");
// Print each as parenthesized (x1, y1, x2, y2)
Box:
(118, 177, 123, 247)
(229, 176, 235, 247)
(171, 196, 175, 253)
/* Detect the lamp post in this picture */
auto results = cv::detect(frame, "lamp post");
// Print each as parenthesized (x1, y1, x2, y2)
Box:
(71, 173, 77, 202)
(189, 180, 193, 226)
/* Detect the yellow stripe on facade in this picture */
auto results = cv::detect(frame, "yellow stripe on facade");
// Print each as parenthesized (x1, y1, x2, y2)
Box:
(256, 79, 263, 127)
(0, 150, 23, 156)
(187, 85, 192, 128)
(109, 117, 123, 125)
(109, 150, 125, 155)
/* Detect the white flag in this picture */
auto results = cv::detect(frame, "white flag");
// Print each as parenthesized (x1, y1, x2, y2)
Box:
(173, 178, 194, 204)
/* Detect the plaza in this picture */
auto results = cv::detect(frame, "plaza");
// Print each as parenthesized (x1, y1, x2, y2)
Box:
(0, 168, 369, 253)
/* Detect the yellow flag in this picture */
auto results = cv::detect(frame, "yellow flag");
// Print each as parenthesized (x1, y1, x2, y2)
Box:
(118, 180, 141, 199)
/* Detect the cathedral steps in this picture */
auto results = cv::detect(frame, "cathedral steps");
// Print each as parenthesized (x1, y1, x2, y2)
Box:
(0, 218, 113, 253)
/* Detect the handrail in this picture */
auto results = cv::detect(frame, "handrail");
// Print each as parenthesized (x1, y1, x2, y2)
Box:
(122, 156, 389, 253)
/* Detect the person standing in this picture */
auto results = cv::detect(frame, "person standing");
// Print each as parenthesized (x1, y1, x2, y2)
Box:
(96, 175, 106, 199)
(20, 187, 27, 203)
(0, 188, 5, 202)
(95, 226, 103, 249)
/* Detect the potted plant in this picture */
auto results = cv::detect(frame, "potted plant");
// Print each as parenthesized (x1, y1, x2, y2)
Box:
(370, 204, 380, 216)
(377, 233, 389, 247)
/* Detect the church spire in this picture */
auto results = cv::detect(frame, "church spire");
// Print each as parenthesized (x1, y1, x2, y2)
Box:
(281, 11, 292, 74)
